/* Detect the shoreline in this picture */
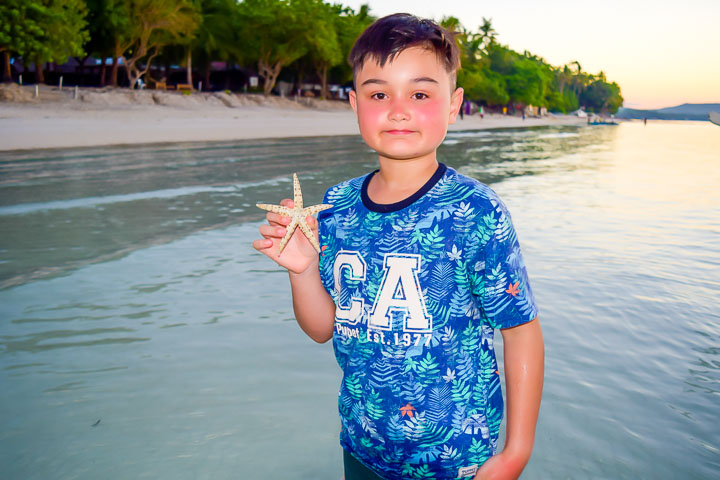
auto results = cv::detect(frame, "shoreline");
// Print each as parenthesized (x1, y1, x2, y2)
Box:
(0, 85, 587, 151)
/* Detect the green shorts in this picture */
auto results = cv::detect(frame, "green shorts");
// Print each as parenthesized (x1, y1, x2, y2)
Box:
(343, 450, 386, 480)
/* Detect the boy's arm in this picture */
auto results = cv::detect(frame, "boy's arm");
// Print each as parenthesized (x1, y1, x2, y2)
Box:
(253, 199, 336, 343)
(475, 318, 544, 480)
(288, 265, 336, 343)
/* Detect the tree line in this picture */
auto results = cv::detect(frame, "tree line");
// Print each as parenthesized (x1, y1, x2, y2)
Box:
(1, 0, 623, 113)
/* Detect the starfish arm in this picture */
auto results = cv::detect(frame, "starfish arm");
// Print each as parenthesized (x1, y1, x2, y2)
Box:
(293, 173, 303, 209)
(256, 203, 292, 216)
(257, 175, 329, 256)
(298, 218, 321, 253)
(303, 204, 333, 216)
(277, 218, 299, 254)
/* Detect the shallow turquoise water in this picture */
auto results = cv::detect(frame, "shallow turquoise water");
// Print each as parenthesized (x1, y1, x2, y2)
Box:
(1, 121, 718, 479)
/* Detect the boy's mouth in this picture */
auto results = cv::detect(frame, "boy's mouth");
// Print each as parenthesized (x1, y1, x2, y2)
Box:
(385, 129, 415, 135)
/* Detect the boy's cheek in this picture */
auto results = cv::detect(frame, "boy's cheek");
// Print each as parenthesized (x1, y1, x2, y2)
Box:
(416, 98, 449, 118)
(357, 105, 388, 129)
(415, 103, 451, 130)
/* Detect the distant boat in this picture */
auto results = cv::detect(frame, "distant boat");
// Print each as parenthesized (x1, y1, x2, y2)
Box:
(588, 118, 618, 126)
(710, 112, 720, 126)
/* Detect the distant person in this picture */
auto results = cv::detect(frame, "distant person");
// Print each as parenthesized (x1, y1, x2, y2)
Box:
(644, 117, 647, 125)
(253, 13, 544, 480)
(459, 100, 464, 119)
(479, 105, 484, 119)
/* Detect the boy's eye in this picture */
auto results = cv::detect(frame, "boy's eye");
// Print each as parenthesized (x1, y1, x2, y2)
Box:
(371, 92, 387, 100)
(412, 92, 429, 100)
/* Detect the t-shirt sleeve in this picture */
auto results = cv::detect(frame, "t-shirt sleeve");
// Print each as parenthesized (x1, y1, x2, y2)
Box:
(471, 198, 538, 330)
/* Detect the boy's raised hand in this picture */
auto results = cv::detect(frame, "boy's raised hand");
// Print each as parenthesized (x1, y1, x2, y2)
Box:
(253, 199, 322, 274)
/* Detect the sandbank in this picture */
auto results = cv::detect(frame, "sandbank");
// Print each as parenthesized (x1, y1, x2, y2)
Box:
(0, 85, 587, 151)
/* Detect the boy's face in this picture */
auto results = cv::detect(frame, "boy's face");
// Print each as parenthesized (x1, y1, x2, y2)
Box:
(349, 46, 463, 164)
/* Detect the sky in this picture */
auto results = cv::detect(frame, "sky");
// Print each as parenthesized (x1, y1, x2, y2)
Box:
(342, 0, 720, 109)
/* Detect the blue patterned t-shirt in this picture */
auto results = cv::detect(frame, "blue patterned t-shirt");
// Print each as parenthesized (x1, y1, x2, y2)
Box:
(317, 164, 538, 480)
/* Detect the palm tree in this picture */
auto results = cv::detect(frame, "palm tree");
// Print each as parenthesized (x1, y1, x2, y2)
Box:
(479, 17, 497, 48)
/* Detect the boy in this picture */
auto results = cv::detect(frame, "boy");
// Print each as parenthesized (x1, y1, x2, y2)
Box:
(253, 14, 544, 480)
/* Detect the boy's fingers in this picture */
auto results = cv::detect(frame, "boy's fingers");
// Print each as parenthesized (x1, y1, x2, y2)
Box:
(259, 224, 285, 238)
(251, 238, 273, 251)
(266, 211, 290, 226)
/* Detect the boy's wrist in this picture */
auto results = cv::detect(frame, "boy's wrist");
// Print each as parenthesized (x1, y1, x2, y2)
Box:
(498, 444, 532, 472)
(287, 257, 320, 279)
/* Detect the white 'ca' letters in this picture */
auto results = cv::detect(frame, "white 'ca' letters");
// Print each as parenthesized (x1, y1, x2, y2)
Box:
(369, 254, 432, 332)
(334, 251, 366, 324)
(334, 252, 432, 332)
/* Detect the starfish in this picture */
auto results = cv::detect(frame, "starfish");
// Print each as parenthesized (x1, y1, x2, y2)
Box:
(256, 173, 332, 255)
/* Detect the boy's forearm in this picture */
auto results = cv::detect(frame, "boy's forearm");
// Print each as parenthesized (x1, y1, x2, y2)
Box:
(288, 264, 336, 343)
(499, 318, 544, 471)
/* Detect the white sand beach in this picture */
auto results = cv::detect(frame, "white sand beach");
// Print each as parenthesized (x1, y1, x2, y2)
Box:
(0, 84, 587, 151)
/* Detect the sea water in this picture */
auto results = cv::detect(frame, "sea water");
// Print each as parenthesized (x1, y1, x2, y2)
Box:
(1, 121, 718, 479)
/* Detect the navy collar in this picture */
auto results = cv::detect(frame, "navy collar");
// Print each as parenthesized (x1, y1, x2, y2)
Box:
(361, 163, 447, 213)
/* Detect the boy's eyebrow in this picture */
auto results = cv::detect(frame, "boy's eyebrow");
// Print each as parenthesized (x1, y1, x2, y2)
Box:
(360, 77, 440, 87)
(360, 78, 388, 86)
(412, 77, 439, 84)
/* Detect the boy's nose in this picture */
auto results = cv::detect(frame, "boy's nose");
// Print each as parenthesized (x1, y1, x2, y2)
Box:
(388, 99, 410, 121)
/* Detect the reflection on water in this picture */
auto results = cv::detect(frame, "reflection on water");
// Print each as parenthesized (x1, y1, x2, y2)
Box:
(1, 122, 718, 479)
(0, 128, 609, 289)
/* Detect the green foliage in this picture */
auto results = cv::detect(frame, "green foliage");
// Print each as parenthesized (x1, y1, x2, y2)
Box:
(85, 0, 124, 59)
(187, 0, 243, 84)
(1, 0, 88, 64)
(580, 73, 624, 114)
(3, 0, 623, 109)
(237, 0, 313, 95)
(120, 0, 200, 87)
(449, 18, 623, 112)
(458, 67, 508, 105)
(0, 1, 45, 56)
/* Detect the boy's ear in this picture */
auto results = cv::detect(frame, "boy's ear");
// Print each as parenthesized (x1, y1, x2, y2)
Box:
(448, 87, 464, 125)
(349, 89, 359, 117)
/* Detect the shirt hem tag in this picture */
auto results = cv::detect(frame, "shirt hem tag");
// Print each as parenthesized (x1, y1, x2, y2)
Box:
(458, 464, 478, 477)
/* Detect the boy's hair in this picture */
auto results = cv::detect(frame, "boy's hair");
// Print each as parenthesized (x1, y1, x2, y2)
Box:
(348, 13, 461, 87)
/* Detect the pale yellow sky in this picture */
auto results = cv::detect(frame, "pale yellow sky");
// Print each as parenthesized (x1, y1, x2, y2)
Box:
(344, 0, 720, 109)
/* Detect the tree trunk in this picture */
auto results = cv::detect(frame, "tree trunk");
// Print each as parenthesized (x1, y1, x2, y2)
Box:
(186, 49, 192, 86)
(2, 51, 11, 82)
(126, 48, 159, 90)
(35, 60, 45, 84)
(125, 57, 138, 89)
(100, 59, 107, 87)
(258, 58, 282, 96)
(318, 63, 328, 100)
(111, 55, 119, 87)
